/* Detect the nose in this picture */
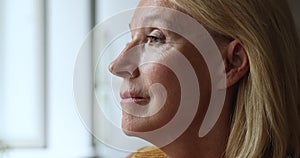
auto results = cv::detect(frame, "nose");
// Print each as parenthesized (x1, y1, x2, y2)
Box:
(109, 42, 140, 79)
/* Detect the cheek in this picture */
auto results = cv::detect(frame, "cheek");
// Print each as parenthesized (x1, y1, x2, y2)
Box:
(142, 64, 180, 90)
(123, 64, 181, 133)
(181, 44, 212, 126)
(143, 64, 181, 123)
(143, 64, 181, 108)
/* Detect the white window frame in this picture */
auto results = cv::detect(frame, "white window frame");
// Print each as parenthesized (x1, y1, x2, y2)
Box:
(1, 0, 95, 157)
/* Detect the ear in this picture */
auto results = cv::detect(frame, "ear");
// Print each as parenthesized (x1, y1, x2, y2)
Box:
(225, 39, 250, 88)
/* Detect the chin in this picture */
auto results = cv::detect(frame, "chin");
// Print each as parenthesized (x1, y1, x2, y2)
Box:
(121, 112, 151, 134)
(121, 110, 175, 134)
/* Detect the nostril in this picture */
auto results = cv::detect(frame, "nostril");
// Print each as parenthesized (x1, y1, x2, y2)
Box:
(108, 55, 141, 79)
(117, 71, 133, 79)
(108, 45, 141, 79)
(109, 60, 133, 78)
(109, 62, 140, 79)
(130, 68, 140, 79)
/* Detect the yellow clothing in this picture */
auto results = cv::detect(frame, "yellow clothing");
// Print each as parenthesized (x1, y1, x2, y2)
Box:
(131, 146, 167, 158)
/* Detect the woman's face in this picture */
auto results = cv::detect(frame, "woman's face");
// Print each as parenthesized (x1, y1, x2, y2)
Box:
(109, 0, 211, 135)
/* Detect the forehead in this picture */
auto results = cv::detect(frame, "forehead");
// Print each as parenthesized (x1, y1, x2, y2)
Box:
(130, 0, 182, 29)
(137, 0, 178, 8)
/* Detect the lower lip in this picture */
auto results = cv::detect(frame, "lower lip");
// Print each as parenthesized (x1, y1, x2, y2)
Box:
(121, 98, 149, 105)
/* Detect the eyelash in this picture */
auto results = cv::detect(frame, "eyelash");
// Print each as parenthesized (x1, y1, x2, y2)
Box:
(146, 35, 163, 43)
(126, 30, 165, 46)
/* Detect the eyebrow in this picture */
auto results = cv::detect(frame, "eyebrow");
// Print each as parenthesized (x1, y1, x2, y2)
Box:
(128, 15, 173, 31)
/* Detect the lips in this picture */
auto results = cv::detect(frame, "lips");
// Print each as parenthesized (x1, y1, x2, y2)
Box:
(120, 91, 150, 105)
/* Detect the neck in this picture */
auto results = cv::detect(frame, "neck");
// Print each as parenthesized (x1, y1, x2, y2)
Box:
(160, 118, 230, 158)
(159, 88, 235, 158)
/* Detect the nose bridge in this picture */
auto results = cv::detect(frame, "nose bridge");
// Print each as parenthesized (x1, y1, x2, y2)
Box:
(109, 41, 142, 78)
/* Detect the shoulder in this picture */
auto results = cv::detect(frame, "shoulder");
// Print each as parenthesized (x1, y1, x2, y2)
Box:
(127, 146, 167, 158)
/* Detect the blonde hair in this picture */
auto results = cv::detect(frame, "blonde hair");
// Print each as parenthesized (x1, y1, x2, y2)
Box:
(169, 0, 300, 157)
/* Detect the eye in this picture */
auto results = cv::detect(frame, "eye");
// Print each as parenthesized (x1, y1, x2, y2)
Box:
(146, 30, 165, 45)
(146, 35, 163, 43)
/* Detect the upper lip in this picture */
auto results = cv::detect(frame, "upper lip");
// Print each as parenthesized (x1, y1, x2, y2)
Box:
(120, 91, 148, 100)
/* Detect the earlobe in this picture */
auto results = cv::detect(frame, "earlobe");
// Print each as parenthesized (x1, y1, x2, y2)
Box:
(225, 40, 250, 88)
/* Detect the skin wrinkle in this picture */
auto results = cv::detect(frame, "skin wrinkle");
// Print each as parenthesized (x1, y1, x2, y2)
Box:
(109, 0, 251, 157)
